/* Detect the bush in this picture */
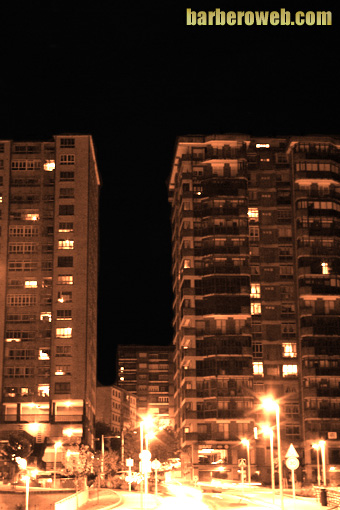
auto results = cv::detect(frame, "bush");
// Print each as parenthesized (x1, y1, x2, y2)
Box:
(105, 475, 130, 490)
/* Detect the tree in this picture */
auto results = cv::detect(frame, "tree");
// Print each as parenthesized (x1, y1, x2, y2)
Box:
(63, 443, 93, 485)
(123, 426, 179, 466)
(4, 431, 33, 461)
(148, 427, 179, 463)
(0, 431, 34, 482)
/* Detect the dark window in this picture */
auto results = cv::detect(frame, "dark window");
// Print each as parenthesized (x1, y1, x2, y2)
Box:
(60, 138, 75, 148)
(59, 205, 74, 215)
(58, 257, 73, 267)
(60, 172, 74, 181)
(55, 382, 71, 394)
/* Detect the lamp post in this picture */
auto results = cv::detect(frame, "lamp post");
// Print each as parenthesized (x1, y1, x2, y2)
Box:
(139, 416, 154, 509)
(262, 398, 284, 510)
(241, 439, 251, 486)
(100, 434, 117, 486)
(54, 441, 62, 488)
(312, 443, 321, 486)
(319, 440, 327, 486)
(262, 425, 275, 505)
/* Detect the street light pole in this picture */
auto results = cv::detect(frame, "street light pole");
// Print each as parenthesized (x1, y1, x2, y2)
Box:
(313, 443, 321, 486)
(319, 440, 327, 486)
(262, 398, 284, 510)
(54, 441, 62, 489)
(262, 426, 275, 505)
(241, 439, 251, 486)
(275, 403, 284, 510)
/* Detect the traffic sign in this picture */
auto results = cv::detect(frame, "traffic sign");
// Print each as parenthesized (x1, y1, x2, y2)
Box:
(285, 443, 299, 458)
(286, 457, 300, 471)
(238, 458, 247, 467)
(139, 450, 151, 461)
(151, 459, 161, 470)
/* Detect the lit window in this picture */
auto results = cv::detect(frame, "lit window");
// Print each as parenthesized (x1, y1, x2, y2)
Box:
(58, 222, 73, 232)
(37, 384, 50, 397)
(55, 365, 71, 376)
(283, 364, 298, 377)
(40, 312, 52, 322)
(56, 328, 72, 338)
(321, 262, 330, 274)
(248, 208, 259, 220)
(57, 291, 72, 303)
(250, 284, 261, 299)
(25, 280, 38, 288)
(251, 303, 262, 315)
(5, 336, 21, 343)
(57, 275, 73, 285)
(39, 349, 50, 360)
(23, 213, 39, 221)
(58, 239, 74, 250)
(43, 160, 55, 171)
(282, 343, 297, 358)
(253, 362, 264, 376)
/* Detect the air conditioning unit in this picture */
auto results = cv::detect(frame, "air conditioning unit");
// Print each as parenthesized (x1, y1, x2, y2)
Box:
(328, 432, 337, 440)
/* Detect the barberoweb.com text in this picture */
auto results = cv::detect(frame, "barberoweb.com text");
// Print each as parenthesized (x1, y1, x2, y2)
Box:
(186, 8, 332, 26)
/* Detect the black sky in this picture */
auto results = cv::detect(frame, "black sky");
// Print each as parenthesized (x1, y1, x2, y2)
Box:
(0, 3, 339, 385)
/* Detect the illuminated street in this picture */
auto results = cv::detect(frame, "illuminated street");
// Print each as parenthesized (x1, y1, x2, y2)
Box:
(78, 484, 323, 510)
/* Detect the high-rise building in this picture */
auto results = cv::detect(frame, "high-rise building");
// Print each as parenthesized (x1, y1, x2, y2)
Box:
(117, 344, 175, 427)
(169, 134, 340, 484)
(0, 135, 100, 450)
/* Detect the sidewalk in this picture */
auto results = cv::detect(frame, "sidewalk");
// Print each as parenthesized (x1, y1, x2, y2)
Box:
(239, 488, 326, 510)
(80, 489, 161, 510)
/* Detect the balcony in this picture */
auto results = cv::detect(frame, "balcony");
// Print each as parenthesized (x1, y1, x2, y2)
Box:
(295, 170, 340, 184)
(299, 285, 340, 297)
(293, 149, 340, 164)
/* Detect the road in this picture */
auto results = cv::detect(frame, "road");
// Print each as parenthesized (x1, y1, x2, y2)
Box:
(200, 486, 321, 510)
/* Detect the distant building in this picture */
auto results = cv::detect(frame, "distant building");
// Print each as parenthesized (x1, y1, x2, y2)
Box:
(0, 135, 100, 450)
(117, 344, 175, 426)
(169, 134, 340, 484)
(96, 384, 137, 434)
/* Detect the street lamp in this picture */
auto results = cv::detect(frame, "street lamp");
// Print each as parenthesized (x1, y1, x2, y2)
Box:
(312, 443, 321, 486)
(319, 440, 327, 486)
(262, 425, 275, 505)
(262, 398, 284, 510)
(241, 439, 251, 486)
(139, 416, 154, 508)
(54, 441, 62, 488)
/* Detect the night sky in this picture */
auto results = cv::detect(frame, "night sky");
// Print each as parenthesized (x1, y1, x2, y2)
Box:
(0, 3, 339, 385)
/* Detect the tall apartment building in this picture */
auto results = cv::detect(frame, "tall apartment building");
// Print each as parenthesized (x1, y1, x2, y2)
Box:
(0, 135, 100, 449)
(117, 344, 175, 427)
(169, 134, 340, 484)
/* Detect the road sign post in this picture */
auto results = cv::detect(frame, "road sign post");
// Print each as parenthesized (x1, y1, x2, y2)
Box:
(285, 443, 299, 507)
(238, 458, 247, 490)
(126, 458, 134, 492)
(151, 459, 161, 496)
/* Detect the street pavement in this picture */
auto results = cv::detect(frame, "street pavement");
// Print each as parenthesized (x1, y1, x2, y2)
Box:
(79, 486, 326, 510)
(79, 488, 161, 510)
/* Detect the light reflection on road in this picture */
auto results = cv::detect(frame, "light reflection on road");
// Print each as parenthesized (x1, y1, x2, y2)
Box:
(157, 483, 210, 510)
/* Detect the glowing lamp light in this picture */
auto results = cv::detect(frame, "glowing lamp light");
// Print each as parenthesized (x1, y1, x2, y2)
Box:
(63, 428, 74, 437)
